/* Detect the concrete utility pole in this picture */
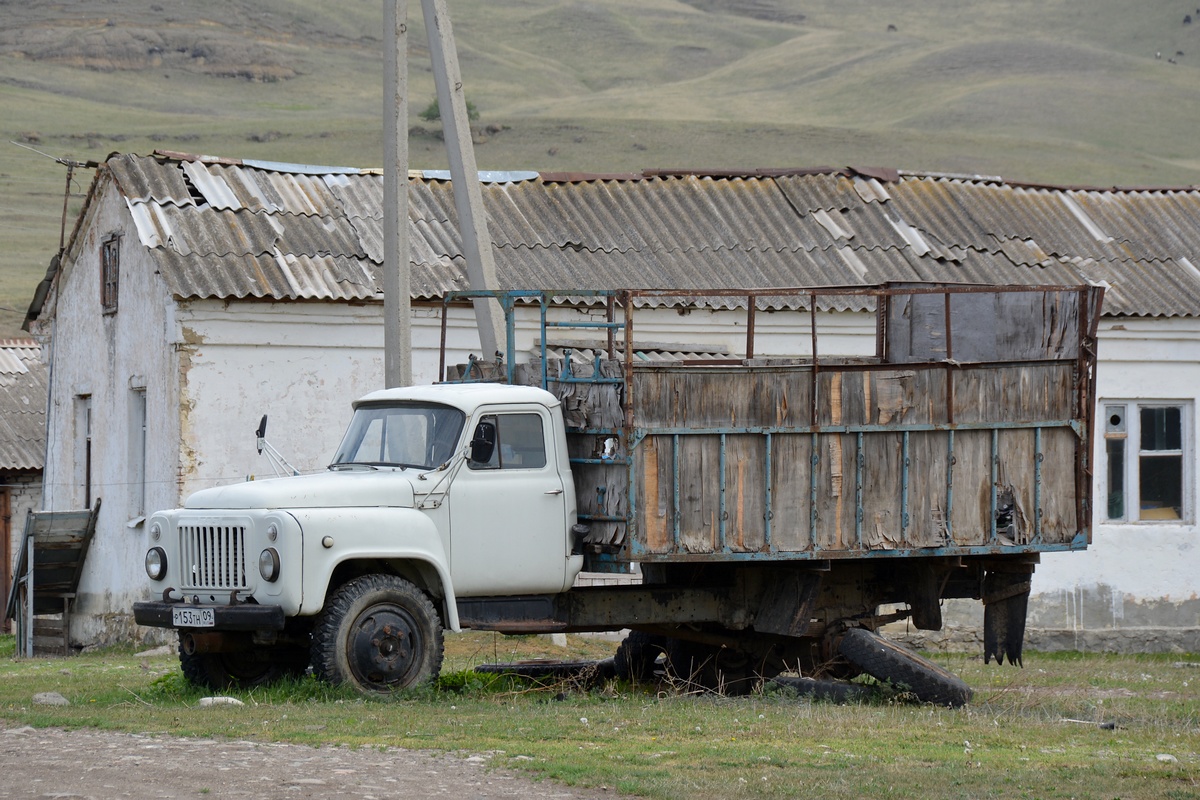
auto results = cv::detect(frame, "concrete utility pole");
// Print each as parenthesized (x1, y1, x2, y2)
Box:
(383, 0, 412, 388)
(421, 0, 505, 361)
(383, 0, 504, 389)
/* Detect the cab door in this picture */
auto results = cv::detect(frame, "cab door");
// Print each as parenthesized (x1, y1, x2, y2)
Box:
(449, 407, 570, 594)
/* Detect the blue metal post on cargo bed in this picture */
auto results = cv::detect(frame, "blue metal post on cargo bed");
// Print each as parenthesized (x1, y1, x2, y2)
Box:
(990, 428, 999, 544)
(1034, 426, 1043, 544)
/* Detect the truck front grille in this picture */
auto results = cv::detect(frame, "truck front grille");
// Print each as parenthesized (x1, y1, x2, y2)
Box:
(180, 525, 248, 590)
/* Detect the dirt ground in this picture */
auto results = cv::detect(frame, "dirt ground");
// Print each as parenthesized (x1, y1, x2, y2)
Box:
(0, 723, 621, 799)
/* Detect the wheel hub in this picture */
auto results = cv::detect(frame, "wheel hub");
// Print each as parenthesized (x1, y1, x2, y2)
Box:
(349, 608, 418, 689)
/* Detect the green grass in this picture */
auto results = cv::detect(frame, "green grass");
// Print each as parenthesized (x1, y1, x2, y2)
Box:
(2, 633, 1198, 799)
(3, 0, 1200, 336)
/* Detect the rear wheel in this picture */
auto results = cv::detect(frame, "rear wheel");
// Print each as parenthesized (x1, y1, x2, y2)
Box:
(613, 631, 668, 682)
(838, 628, 973, 707)
(663, 636, 786, 696)
(311, 574, 444, 694)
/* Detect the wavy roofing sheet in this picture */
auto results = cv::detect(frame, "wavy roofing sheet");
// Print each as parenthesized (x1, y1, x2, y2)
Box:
(0, 342, 45, 471)
(90, 154, 1200, 317)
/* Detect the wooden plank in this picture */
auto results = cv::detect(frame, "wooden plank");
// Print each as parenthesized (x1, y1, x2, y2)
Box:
(677, 435, 717, 553)
(767, 433, 812, 553)
(638, 436, 671, 553)
(724, 434, 765, 552)
(886, 289, 1082, 363)
(948, 430, 992, 547)
(953, 363, 1074, 425)
(997, 428, 1038, 545)
(632, 367, 813, 430)
(1040, 427, 1080, 543)
(905, 431, 950, 547)
(860, 433, 904, 550)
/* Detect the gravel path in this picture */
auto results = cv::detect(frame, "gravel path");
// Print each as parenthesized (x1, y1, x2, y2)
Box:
(0, 723, 621, 799)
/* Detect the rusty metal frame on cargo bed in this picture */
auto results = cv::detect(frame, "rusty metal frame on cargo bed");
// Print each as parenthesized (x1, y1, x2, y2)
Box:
(439, 283, 1102, 569)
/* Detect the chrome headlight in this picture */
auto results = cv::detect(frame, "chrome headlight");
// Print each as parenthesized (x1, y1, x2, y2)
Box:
(266, 522, 279, 542)
(149, 521, 162, 541)
(145, 547, 167, 581)
(258, 548, 280, 582)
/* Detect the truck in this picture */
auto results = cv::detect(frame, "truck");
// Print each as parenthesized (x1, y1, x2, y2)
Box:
(133, 282, 1103, 700)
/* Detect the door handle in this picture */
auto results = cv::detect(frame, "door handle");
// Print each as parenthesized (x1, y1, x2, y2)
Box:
(545, 488, 564, 495)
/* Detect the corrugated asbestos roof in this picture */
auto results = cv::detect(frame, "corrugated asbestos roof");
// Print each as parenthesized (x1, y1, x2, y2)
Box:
(90, 152, 1200, 316)
(0, 340, 46, 471)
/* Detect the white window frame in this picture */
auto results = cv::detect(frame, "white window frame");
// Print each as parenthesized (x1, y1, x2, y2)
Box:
(1101, 400, 1193, 524)
(75, 395, 93, 508)
(129, 388, 147, 518)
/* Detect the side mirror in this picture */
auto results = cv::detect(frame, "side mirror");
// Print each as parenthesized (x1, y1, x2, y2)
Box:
(256, 415, 268, 455)
(469, 421, 497, 465)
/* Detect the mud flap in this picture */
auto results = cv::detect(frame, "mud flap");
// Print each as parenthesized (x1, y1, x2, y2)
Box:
(982, 568, 1033, 666)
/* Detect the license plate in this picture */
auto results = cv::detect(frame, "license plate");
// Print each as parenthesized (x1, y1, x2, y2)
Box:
(172, 606, 216, 628)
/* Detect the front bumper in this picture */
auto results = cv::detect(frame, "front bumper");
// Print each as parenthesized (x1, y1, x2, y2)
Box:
(133, 601, 286, 631)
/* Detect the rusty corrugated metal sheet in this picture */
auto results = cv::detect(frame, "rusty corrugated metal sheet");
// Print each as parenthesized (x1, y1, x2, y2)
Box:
(0, 341, 45, 471)
(98, 154, 1200, 318)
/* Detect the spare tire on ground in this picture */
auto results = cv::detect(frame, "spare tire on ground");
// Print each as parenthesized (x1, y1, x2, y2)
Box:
(837, 628, 973, 707)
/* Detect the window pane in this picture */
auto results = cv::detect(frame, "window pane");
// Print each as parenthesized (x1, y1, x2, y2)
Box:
(499, 414, 546, 470)
(1140, 454, 1182, 519)
(1106, 439, 1124, 520)
(1140, 407, 1182, 451)
(333, 404, 464, 469)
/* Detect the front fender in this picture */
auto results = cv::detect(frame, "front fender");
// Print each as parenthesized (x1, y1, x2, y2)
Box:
(289, 507, 460, 630)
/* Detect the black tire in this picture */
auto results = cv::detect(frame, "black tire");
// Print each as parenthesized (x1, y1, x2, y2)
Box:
(838, 628, 973, 707)
(177, 634, 305, 691)
(664, 638, 757, 696)
(311, 574, 444, 694)
(613, 631, 668, 682)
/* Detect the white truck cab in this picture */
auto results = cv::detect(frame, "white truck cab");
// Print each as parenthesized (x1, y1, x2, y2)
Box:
(135, 383, 583, 692)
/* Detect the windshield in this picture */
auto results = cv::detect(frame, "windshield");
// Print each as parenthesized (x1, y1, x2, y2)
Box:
(331, 403, 466, 469)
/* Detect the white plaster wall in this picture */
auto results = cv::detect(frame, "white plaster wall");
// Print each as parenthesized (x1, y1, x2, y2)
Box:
(38, 182, 181, 645)
(1029, 317, 1200, 635)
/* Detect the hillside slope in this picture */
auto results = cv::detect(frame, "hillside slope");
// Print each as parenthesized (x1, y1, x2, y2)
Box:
(2, 0, 1198, 335)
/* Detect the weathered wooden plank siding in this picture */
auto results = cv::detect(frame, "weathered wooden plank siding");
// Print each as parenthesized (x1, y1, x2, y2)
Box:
(618, 359, 1081, 558)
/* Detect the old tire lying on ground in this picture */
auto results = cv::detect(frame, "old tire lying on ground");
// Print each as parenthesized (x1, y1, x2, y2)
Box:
(178, 636, 308, 690)
(613, 631, 669, 682)
(311, 574, 444, 694)
(837, 628, 973, 707)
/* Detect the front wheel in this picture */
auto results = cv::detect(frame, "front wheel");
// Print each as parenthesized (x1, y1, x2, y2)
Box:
(311, 574, 444, 694)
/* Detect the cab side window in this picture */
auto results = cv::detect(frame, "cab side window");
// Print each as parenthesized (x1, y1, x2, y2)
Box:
(468, 413, 547, 470)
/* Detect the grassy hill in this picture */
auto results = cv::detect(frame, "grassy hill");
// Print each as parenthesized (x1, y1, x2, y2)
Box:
(2, 0, 1199, 336)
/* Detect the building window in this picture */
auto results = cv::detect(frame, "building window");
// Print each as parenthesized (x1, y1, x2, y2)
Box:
(1104, 402, 1191, 523)
(130, 389, 147, 517)
(101, 233, 120, 313)
(76, 395, 93, 508)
